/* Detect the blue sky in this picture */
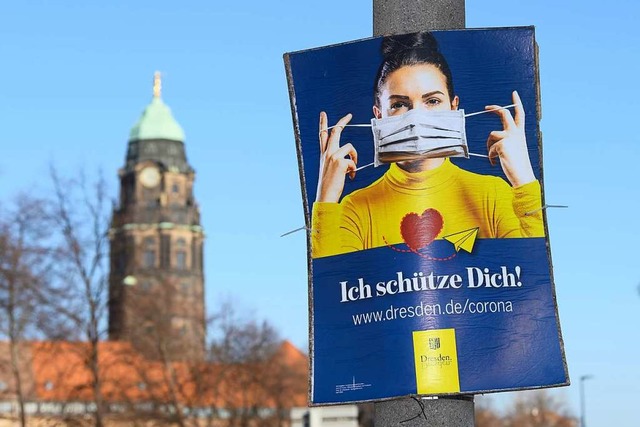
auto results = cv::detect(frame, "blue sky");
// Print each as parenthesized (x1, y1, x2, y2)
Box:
(1, 0, 639, 424)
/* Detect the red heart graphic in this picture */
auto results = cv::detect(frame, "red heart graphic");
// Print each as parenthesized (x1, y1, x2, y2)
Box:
(400, 209, 444, 251)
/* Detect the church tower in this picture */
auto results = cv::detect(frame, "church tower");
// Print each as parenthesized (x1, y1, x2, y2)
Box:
(108, 73, 205, 361)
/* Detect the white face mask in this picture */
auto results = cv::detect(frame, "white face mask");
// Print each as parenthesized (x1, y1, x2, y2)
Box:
(370, 109, 468, 166)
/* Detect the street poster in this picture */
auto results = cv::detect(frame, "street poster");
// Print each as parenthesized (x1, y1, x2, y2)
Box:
(284, 27, 569, 404)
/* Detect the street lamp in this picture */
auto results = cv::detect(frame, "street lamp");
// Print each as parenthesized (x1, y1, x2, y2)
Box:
(580, 374, 594, 427)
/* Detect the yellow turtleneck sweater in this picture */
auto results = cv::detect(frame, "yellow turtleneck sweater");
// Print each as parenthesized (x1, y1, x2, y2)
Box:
(311, 159, 544, 258)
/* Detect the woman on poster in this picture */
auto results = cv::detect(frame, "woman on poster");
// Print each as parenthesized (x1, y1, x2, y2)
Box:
(312, 32, 544, 258)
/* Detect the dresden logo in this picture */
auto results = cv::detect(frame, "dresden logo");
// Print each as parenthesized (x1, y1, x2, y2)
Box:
(428, 337, 441, 350)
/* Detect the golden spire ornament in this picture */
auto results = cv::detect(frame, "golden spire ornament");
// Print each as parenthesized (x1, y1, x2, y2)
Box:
(153, 71, 162, 98)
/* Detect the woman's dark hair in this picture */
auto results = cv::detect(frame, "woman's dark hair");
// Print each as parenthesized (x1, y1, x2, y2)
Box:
(374, 32, 454, 108)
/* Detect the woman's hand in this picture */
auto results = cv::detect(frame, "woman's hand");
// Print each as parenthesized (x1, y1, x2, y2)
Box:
(485, 91, 536, 188)
(316, 112, 358, 203)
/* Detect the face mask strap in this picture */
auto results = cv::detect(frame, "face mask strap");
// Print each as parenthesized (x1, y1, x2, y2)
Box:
(464, 104, 516, 118)
(322, 104, 516, 130)
(319, 103, 516, 164)
(321, 123, 372, 134)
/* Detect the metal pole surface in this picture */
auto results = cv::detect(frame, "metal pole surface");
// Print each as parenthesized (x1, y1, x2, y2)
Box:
(373, 0, 465, 35)
(580, 375, 593, 427)
(372, 1, 473, 425)
(580, 379, 585, 427)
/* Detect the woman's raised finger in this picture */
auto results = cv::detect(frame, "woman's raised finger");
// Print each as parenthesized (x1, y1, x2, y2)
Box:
(319, 111, 329, 154)
(486, 130, 506, 166)
(512, 90, 525, 128)
(327, 113, 353, 152)
(333, 142, 358, 172)
(485, 104, 516, 131)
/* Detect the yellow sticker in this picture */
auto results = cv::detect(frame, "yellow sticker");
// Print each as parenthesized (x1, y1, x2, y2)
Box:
(413, 329, 460, 394)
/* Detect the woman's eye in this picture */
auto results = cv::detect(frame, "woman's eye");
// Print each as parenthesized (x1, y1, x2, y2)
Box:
(389, 101, 409, 111)
(425, 98, 442, 106)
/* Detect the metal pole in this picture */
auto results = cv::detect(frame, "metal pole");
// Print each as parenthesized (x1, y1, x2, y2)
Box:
(580, 375, 593, 427)
(373, 0, 465, 35)
(580, 379, 585, 427)
(372, 1, 472, 425)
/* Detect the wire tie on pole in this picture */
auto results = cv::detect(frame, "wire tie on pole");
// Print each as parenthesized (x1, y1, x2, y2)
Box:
(525, 204, 569, 216)
(280, 226, 310, 237)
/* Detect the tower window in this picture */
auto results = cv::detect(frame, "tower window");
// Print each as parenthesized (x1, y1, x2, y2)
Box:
(161, 235, 171, 268)
(144, 142, 158, 154)
(143, 237, 156, 268)
(191, 239, 197, 271)
(176, 251, 186, 269)
(172, 183, 180, 194)
(176, 238, 187, 270)
(116, 254, 126, 273)
(144, 251, 155, 267)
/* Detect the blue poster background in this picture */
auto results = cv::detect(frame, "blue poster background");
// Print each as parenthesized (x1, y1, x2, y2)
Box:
(285, 27, 568, 404)
(312, 239, 566, 403)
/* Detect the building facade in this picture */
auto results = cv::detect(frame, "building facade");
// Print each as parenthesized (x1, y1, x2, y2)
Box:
(108, 73, 205, 361)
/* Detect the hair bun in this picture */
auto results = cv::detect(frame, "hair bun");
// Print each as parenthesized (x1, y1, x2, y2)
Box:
(374, 31, 454, 108)
(381, 32, 440, 58)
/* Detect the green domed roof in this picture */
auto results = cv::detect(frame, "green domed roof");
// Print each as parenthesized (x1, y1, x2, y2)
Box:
(124, 74, 192, 173)
(129, 96, 185, 142)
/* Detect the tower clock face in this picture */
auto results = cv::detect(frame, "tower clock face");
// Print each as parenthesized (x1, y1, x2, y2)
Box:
(140, 166, 161, 188)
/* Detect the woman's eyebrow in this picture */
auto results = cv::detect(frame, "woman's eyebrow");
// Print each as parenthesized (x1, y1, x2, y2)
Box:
(388, 95, 410, 101)
(422, 91, 445, 98)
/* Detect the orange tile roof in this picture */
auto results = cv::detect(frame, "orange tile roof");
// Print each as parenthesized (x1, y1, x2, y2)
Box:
(12, 340, 309, 409)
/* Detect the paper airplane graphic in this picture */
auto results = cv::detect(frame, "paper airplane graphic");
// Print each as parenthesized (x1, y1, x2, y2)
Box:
(442, 227, 479, 253)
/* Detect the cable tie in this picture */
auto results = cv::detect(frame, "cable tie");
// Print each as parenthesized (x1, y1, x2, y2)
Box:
(525, 204, 569, 216)
(280, 226, 309, 237)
